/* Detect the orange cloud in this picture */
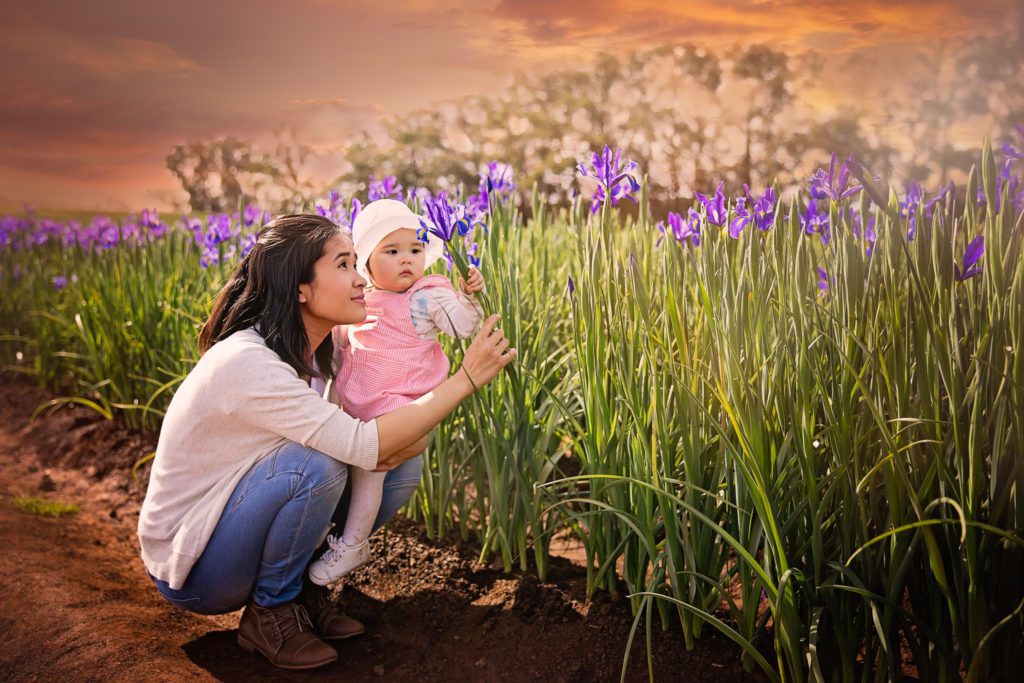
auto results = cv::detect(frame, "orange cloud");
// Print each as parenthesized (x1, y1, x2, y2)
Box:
(64, 38, 207, 81)
(0, 0, 1019, 211)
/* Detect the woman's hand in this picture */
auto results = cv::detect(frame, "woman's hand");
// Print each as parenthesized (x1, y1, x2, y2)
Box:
(458, 266, 485, 296)
(457, 314, 516, 389)
(374, 435, 429, 471)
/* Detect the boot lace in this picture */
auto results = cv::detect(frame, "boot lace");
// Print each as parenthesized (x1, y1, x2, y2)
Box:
(270, 602, 313, 642)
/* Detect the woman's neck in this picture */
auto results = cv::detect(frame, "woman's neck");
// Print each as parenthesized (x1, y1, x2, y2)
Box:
(301, 315, 331, 356)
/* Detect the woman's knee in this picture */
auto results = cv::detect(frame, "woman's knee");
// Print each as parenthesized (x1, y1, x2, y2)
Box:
(383, 455, 422, 490)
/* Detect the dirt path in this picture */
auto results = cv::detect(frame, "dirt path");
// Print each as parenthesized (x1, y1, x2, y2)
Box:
(0, 378, 760, 682)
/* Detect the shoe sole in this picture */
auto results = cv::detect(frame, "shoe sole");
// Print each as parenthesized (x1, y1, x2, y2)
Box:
(237, 634, 338, 670)
(308, 560, 369, 587)
(320, 627, 366, 641)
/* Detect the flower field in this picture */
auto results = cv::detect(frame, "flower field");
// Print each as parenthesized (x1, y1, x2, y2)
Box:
(2, 137, 1023, 681)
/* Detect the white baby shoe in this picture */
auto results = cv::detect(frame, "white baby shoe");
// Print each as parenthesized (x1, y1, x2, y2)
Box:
(308, 536, 371, 586)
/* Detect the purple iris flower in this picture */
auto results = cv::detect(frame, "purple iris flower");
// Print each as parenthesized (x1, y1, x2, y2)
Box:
(817, 267, 829, 295)
(465, 240, 481, 268)
(207, 214, 237, 246)
(349, 198, 362, 228)
(955, 236, 984, 282)
(241, 204, 263, 229)
(59, 220, 78, 248)
(422, 193, 473, 243)
(1002, 142, 1024, 161)
(745, 185, 777, 232)
(200, 243, 236, 269)
(0, 217, 15, 250)
(577, 145, 640, 214)
(567, 275, 575, 298)
(315, 190, 345, 224)
(466, 163, 514, 220)
(52, 275, 68, 290)
(93, 216, 120, 250)
(482, 161, 515, 196)
(368, 176, 404, 202)
(184, 216, 203, 247)
(240, 233, 258, 258)
(976, 160, 1021, 213)
(924, 183, 952, 218)
(141, 209, 169, 241)
(810, 153, 863, 202)
(121, 216, 143, 247)
(36, 219, 64, 246)
(466, 192, 490, 222)
(656, 209, 701, 247)
(694, 182, 728, 226)
(849, 207, 877, 255)
(729, 197, 750, 238)
(800, 199, 831, 244)
(901, 182, 924, 240)
(315, 191, 360, 227)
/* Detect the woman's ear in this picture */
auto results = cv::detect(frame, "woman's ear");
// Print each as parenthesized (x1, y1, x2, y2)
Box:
(298, 283, 310, 304)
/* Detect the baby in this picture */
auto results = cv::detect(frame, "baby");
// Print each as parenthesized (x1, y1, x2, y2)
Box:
(309, 199, 484, 585)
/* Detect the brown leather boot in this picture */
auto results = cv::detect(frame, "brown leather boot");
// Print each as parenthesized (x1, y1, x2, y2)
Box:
(236, 600, 337, 670)
(300, 582, 365, 641)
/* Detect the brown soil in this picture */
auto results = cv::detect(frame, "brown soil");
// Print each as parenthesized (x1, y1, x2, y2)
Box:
(0, 376, 762, 682)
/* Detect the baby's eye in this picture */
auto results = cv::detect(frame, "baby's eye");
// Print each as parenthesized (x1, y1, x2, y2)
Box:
(386, 249, 398, 255)
(337, 260, 348, 269)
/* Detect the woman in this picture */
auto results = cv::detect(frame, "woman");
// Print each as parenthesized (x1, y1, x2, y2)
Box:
(137, 213, 515, 671)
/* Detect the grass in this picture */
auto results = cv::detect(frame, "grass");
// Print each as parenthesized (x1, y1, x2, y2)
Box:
(10, 495, 79, 517)
(1, 138, 1021, 681)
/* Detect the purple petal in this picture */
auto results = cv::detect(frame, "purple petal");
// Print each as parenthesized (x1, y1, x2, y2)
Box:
(963, 235, 985, 269)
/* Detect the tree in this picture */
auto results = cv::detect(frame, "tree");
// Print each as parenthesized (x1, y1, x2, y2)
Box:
(166, 137, 279, 213)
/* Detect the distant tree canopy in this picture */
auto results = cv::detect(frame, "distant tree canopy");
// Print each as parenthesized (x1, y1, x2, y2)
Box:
(166, 131, 316, 213)
(169, 34, 1024, 213)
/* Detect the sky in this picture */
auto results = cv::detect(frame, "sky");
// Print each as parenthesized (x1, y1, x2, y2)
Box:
(0, 0, 1018, 212)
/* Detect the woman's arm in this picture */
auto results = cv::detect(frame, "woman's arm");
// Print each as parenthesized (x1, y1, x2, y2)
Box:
(373, 314, 514, 470)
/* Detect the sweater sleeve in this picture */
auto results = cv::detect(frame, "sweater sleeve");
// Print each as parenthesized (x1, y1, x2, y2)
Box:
(410, 287, 484, 340)
(225, 342, 378, 470)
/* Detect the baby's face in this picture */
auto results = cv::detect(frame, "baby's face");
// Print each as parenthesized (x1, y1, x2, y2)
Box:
(367, 227, 426, 292)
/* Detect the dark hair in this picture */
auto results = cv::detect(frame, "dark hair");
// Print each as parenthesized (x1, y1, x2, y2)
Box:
(199, 213, 342, 380)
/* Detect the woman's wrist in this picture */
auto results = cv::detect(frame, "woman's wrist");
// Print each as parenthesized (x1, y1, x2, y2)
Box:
(452, 366, 478, 397)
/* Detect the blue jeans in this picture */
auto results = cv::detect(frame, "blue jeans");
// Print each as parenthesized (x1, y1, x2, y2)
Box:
(153, 441, 421, 614)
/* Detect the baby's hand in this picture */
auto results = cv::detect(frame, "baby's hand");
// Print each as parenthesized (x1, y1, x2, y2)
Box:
(459, 266, 485, 296)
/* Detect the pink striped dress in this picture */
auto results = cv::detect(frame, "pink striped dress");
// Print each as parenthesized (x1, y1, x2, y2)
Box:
(335, 274, 454, 421)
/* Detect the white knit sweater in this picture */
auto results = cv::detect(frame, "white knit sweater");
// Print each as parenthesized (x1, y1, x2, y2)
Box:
(137, 328, 379, 590)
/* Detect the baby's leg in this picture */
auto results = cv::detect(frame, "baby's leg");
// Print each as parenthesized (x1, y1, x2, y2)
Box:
(308, 466, 383, 585)
(342, 466, 386, 545)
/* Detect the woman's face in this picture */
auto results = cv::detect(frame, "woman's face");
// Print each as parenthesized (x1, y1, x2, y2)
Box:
(299, 233, 368, 332)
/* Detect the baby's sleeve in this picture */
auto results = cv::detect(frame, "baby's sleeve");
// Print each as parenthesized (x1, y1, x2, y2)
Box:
(410, 288, 484, 339)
